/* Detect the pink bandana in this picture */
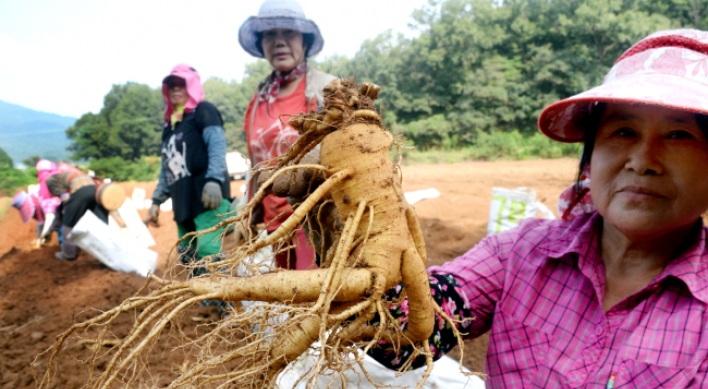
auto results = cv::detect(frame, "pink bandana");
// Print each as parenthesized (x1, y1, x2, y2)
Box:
(259, 61, 307, 103)
(162, 64, 205, 124)
(558, 180, 595, 221)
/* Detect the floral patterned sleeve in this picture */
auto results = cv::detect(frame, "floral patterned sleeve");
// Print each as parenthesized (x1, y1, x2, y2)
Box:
(366, 273, 475, 370)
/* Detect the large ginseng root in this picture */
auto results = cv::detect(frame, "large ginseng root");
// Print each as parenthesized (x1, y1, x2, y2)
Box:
(38, 79, 465, 389)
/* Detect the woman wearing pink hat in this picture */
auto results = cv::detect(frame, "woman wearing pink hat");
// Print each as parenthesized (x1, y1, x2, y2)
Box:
(146, 64, 232, 316)
(238, 0, 336, 270)
(358, 29, 708, 387)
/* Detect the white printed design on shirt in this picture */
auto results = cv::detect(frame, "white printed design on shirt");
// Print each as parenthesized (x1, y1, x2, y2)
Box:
(163, 134, 191, 184)
(249, 119, 298, 165)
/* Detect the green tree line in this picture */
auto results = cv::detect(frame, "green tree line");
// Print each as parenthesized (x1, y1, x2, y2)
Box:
(63, 0, 708, 180)
(0, 147, 37, 196)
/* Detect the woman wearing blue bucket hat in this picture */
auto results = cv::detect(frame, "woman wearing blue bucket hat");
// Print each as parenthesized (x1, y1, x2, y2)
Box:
(239, 0, 336, 271)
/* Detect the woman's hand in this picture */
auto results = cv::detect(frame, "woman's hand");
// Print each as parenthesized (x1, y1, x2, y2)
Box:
(257, 149, 341, 257)
(257, 150, 324, 198)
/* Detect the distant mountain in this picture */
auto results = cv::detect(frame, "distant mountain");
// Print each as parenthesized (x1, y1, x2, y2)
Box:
(0, 100, 76, 166)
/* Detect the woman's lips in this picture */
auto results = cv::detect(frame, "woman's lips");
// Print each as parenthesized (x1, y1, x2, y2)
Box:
(618, 185, 664, 201)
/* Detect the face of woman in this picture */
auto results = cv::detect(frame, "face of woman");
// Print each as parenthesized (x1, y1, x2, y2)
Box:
(261, 28, 305, 72)
(167, 78, 189, 106)
(591, 103, 708, 240)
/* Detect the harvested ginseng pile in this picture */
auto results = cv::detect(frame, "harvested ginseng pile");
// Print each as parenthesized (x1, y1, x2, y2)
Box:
(38, 79, 466, 389)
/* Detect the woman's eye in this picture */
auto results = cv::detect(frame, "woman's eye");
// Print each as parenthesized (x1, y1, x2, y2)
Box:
(667, 130, 696, 140)
(613, 127, 636, 137)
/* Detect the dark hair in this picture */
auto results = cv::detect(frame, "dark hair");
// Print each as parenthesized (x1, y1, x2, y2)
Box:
(565, 103, 605, 216)
(570, 104, 708, 211)
(46, 173, 69, 197)
(255, 32, 315, 57)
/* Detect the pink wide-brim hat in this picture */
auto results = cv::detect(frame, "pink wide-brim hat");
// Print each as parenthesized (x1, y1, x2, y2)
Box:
(539, 29, 708, 143)
(11, 191, 34, 224)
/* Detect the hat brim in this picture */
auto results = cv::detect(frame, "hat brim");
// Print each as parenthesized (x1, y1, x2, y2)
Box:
(238, 16, 324, 58)
(162, 74, 184, 85)
(539, 72, 708, 143)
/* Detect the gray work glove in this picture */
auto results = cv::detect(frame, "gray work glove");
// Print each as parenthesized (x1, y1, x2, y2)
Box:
(145, 203, 160, 226)
(202, 181, 223, 210)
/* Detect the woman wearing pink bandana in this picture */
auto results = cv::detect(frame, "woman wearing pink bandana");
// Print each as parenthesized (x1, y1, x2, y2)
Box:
(147, 64, 232, 315)
(238, 0, 335, 270)
(148, 64, 231, 244)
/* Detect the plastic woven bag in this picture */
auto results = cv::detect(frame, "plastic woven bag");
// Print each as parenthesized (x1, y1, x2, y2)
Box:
(487, 187, 550, 236)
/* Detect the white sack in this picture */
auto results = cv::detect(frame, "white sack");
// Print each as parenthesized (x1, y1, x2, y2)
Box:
(116, 198, 156, 247)
(68, 210, 157, 276)
(235, 230, 274, 277)
(236, 229, 275, 310)
(277, 348, 485, 389)
(404, 188, 441, 205)
(131, 187, 146, 210)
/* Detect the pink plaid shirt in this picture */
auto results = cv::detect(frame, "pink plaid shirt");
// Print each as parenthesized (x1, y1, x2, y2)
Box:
(430, 212, 708, 388)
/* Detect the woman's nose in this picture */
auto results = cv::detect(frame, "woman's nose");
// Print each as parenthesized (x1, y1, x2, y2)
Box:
(625, 137, 663, 175)
(274, 36, 287, 46)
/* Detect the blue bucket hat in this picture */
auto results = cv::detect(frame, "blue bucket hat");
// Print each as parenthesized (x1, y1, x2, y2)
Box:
(238, 0, 325, 58)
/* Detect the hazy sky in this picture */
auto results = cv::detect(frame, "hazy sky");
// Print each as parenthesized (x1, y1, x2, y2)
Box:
(0, 0, 429, 118)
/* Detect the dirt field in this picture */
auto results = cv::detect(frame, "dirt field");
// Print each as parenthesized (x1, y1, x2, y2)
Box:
(0, 158, 579, 388)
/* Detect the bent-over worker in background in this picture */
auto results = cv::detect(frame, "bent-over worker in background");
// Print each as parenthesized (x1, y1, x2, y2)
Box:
(34, 159, 63, 246)
(45, 172, 109, 260)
